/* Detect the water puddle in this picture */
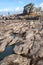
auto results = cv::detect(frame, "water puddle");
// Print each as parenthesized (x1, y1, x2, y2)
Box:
(0, 45, 14, 61)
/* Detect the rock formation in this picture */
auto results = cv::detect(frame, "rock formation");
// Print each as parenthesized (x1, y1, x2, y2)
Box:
(0, 14, 43, 65)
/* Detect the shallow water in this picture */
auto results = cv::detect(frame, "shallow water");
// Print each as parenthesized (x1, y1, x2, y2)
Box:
(0, 45, 14, 61)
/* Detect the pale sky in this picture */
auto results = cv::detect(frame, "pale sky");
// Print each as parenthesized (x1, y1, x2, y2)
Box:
(0, 0, 43, 15)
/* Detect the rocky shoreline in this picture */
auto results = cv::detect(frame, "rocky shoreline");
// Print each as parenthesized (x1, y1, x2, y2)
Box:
(0, 15, 43, 65)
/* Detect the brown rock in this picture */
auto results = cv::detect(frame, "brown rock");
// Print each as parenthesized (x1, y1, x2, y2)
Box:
(0, 36, 13, 52)
(0, 54, 31, 65)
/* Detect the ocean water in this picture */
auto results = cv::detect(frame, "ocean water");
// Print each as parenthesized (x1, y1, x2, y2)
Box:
(0, 10, 23, 16)
(0, 11, 15, 16)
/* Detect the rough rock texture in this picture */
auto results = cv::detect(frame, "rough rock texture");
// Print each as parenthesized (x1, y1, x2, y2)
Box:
(0, 54, 31, 65)
(0, 15, 43, 65)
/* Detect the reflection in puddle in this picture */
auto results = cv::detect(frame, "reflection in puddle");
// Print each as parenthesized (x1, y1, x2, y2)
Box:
(0, 45, 14, 61)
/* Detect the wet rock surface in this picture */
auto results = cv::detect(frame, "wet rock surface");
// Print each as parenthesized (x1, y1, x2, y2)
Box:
(0, 15, 43, 65)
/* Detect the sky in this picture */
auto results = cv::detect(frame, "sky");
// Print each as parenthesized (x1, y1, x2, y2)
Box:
(0, 0, 43, 15)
